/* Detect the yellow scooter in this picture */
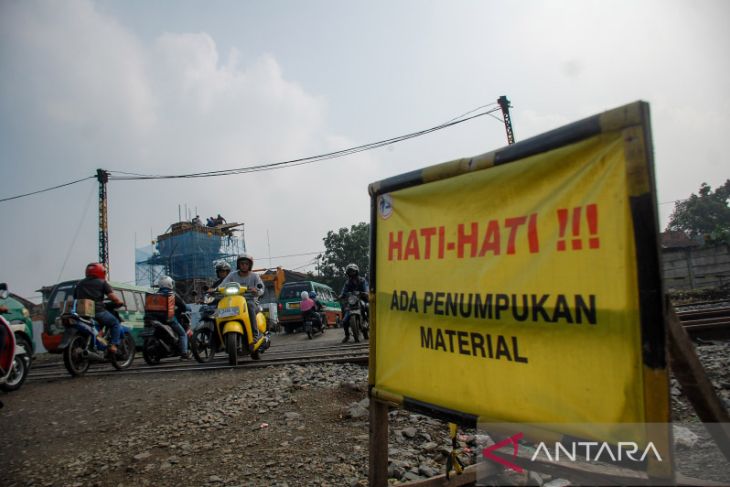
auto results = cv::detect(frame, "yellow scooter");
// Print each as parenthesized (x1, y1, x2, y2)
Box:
(215, 283, 270, 365)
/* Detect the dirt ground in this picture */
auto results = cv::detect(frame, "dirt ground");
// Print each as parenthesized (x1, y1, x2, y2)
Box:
(2, 336, 729, 486)
(1, 363, 373, 487)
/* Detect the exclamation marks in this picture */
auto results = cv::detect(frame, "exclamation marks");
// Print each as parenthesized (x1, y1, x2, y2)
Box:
(557, 208, 568, 251)
(571, 206, 582, 250)
(556, 203, 600, 251)
(586, 203, 600, 249)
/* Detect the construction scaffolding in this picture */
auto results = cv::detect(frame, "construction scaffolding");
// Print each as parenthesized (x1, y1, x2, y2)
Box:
(135, 221, 246, 301)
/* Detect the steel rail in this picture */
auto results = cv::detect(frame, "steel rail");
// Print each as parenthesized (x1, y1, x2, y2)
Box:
(27, 347, 370, 382)
(29, 340, 368, 370)
(27, 305, 730, 380)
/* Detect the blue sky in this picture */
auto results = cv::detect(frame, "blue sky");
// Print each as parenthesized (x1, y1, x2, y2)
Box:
(1, 0, 728, 300)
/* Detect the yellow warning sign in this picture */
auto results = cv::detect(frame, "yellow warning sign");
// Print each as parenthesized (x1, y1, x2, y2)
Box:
(372, 125, 667, 427)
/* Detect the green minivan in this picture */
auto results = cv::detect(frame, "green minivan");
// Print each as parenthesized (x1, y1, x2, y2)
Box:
(277, 281, 342, 334)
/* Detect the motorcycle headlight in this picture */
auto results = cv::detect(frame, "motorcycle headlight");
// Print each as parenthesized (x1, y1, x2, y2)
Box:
(22, 308, 30, 318)
(225, 284, 240, 295)
(348, 295, 358, 305)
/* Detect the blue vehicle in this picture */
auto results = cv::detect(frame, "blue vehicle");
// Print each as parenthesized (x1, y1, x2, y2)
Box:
(59, 300, 136, 376)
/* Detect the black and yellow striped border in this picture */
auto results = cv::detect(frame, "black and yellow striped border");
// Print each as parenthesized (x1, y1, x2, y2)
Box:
(367, 102, 670, 473)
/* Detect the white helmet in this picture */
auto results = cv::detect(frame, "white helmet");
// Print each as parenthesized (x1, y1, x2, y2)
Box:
(301, 291, 309, 300)
(158, 275, 174, 289)
(237, 253, 254, 269)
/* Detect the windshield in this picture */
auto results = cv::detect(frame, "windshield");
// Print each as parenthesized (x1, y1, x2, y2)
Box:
(280, 283, 310, 300)
(48, 283, 76, 309)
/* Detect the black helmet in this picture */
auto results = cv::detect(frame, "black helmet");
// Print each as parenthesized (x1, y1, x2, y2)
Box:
(237, 253, 254, 268)
(215, 261, 231, 272)
(345, 263, 359, 277)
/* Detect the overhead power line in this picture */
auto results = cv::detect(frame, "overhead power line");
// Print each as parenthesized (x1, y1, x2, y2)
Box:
(0, 104, 503, 201)
(268, 250, 324, 259)
(107, 106, 503, 181)
(443, 102, 499, 124)
(0, 175, 95, 203)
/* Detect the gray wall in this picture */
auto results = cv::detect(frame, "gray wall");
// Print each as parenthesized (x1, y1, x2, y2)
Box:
(662, 245, 730, 290)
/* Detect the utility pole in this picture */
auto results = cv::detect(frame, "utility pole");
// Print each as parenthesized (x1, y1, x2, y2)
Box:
(497, 95, 515, 145)
(96, 169, 110, 277)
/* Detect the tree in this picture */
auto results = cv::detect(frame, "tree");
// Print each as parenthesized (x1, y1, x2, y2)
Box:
(316, 222, 369, 291)
(667, 180, 730, 243)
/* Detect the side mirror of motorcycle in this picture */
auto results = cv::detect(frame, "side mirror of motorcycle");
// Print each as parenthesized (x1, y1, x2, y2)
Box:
(0, 283, 8, 300)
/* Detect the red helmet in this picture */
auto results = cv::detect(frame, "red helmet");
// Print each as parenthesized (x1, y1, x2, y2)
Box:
(85, 262, 106, 279)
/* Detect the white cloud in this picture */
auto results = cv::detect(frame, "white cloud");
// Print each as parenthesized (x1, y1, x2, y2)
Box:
(0, 0, 154, 146)
(2, 0, 729, 300)
(0, 0, 371, 297)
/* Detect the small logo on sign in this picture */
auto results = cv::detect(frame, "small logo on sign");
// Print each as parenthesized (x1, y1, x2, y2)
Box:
(378, 194, 393, 219)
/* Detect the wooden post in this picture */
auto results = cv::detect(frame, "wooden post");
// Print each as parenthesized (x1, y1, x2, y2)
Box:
(667, 303, 730, 462)
(369, 397, 389, 487)
(685, 248, 696, 289)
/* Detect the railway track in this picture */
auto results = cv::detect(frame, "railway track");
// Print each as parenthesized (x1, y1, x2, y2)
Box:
(28, 341, 369, 382)
(677, 305, 730, 340)
(25, 304, 730, 381)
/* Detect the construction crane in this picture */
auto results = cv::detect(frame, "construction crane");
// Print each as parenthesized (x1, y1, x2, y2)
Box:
(96, 169, 110, 277)
(497, 95, 515, 145)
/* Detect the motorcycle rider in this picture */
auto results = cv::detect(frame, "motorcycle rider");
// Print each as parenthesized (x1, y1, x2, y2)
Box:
(301, 291, 323, 331)
(155, 276, 191, 359)
(212, 261, 232, 288)
(221, 253, 265, 339)
(73, 263, 125, 354)
(308, 291, 323, 313)
(300, 290, 314, 313)
(338, 263, 369, 343)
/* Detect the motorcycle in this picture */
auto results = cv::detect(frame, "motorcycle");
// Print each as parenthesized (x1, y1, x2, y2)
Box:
(0, 314, 30, 395)
(59, 300, 136, 376)
(342, 291, 369, 342)
(302, 303, 325, 340)
(141, 311, 192, 365)
(215, 282, 271, 365)
(191, 298, 220, 363)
